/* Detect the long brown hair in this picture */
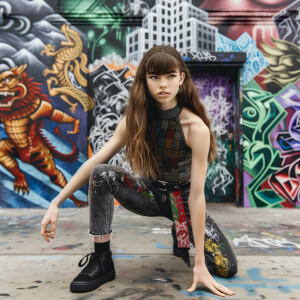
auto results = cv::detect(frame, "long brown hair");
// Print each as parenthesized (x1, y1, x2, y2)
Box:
(124, 45, 217, 178)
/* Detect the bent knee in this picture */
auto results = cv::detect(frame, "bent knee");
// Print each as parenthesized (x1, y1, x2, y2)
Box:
(91, 164, 109, 176)
(226, 263, 238, 278)
(90, 164, 119, 191)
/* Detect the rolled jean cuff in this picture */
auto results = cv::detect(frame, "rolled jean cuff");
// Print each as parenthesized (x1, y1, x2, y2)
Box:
(88, 229, 112, 241)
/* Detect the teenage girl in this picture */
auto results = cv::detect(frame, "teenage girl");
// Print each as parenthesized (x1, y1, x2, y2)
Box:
(41, 45, 237, 297)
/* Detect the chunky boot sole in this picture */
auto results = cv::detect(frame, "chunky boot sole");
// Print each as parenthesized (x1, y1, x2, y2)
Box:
(70, 271, 116, 293)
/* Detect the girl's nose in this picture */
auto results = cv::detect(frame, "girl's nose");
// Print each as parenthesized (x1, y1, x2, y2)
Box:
(159, 79, 167, 88)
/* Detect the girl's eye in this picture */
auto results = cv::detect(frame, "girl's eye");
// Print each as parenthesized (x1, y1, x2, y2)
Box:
(149, 76, 158, 79)
(169, 74, 176, 78)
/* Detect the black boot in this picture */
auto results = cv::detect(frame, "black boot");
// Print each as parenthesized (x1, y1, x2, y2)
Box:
(171, 223, 191, 268)
(70, 251, 115, 293)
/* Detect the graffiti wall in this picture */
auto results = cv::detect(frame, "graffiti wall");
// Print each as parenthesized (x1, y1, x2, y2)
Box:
(0, 0, 91, 207)
(199, 0, 300, 207)
(0, 0, 298, 208)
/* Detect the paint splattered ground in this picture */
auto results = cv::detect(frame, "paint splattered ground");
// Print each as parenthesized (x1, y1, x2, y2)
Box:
(0, 203, 300, 299)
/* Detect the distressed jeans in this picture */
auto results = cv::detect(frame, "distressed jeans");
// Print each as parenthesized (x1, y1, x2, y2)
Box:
(89, 164, 238, 278)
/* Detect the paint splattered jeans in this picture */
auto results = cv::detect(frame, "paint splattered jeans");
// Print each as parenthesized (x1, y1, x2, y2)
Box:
(89, 164, 238, 278)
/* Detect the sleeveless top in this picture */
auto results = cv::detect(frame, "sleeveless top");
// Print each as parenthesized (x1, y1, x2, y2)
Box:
(154, 104, 192, 182)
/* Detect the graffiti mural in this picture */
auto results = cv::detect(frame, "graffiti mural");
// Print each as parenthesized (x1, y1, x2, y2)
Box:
(41, 24, 94, 113)
(242, 84, 287, 207)
(0, 63, 86, 206)
(0, 0, 298, 207)
(192, 73, 235, 201)
(241, 1, 300, 207)
(260, 38, 300, 90)
(273, 0, 300, 47)
(60, 0, 300, 208)
(0, 0, 89, 208)
(88, 64, 133, 169)
(86, 0, 242, 204)
(269, 83, 300, 207)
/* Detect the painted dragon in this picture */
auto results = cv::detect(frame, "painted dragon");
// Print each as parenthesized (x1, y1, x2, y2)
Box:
(41, 24, 94, 113)
(0, 64, 86, 206)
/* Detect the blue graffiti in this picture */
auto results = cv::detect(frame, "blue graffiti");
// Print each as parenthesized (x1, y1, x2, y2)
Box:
(155, 242, 172, 249)
(112, 255, 135, 259)
(247, 268, 286, 283)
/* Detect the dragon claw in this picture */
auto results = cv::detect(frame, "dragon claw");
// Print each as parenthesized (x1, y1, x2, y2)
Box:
(43, 69, 49, 77)
(14, 176, 29, 195)
(69, 103, 78, 114)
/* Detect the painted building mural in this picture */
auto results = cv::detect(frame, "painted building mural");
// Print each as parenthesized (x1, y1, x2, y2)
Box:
(0, 0, 299, 208)
(0, 0, 90, 208)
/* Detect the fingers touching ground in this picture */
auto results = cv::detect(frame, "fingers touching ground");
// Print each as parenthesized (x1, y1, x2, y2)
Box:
(187, 280, 235, 297)
(215, 282, 235, 296)
(187, 281, 197, 293)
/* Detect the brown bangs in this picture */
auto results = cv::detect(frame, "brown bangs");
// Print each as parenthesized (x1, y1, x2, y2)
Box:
(145, 51, 180, 75)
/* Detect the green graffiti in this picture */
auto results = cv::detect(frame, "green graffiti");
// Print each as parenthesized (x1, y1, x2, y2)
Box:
(61, 0, 127, 61)
(61, 0, 123, 16)
(243, 85, 287, 207)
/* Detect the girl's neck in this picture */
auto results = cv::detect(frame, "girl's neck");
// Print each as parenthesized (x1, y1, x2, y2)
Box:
(155, 98, 178, 111)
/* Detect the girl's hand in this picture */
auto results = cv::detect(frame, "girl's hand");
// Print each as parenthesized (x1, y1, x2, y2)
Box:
(187, 262, 235, 297)
(41, 201, 59, 242)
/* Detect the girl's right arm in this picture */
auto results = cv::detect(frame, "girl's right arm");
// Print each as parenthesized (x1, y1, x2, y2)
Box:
(41, 117, 126, 242)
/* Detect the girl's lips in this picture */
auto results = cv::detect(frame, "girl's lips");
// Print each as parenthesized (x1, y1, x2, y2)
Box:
(157, 93, 170, 97)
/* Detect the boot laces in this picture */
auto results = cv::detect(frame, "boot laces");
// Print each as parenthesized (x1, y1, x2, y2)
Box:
(78, 253, 99, 273)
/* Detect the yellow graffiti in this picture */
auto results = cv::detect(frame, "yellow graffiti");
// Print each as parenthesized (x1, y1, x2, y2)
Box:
(41, 24, 94, 113)
(260, 37, 300, 88)
(261, 231, 282, 240)
(205, 239, 229, 277)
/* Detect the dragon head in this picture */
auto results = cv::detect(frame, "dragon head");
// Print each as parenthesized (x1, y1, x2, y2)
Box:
(0, 64, 28, 111)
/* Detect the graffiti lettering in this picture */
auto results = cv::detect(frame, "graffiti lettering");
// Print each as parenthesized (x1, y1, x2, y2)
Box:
(233, 234, 300, 249)
(193, 75, 234, 196)
(273, 1, 300, 47)
(269, 84, 300, 206)
(89, 64, 132, 170)
(181, 50, 217, 61)
(243, 87, 287, 207)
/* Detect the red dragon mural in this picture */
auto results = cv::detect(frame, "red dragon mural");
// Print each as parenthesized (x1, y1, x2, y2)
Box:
(0, 64, 86, 206)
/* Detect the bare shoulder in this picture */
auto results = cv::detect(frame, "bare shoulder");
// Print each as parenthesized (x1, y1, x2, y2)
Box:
(180, 107, 210, 148)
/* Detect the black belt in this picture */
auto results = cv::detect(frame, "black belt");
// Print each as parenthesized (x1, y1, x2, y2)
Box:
(155, 177, 190, 192)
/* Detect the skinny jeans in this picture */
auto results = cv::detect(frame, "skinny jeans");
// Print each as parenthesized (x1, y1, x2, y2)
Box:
(89, 164, 238, 278)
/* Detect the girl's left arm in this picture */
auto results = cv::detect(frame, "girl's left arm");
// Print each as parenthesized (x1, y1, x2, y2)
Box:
(187, 122, 235, 297)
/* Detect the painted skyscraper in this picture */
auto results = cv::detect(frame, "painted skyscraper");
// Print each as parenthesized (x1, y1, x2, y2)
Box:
(126, 0, 218, 62)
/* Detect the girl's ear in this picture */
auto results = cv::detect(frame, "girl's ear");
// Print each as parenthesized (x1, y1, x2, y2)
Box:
(180, 72, 185, 85)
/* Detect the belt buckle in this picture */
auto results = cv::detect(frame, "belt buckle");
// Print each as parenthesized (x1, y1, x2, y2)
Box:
(157, 179, 168, 185)
(157, 180, 168, 192)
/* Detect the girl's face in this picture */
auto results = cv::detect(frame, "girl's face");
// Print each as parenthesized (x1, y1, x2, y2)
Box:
(146, 68, 185, 110)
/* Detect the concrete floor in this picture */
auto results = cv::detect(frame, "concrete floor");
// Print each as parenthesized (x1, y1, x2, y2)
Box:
(1, 203, 300, 300)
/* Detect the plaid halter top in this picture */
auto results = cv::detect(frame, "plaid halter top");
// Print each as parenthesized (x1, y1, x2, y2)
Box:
(154, 104, 192, 182)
